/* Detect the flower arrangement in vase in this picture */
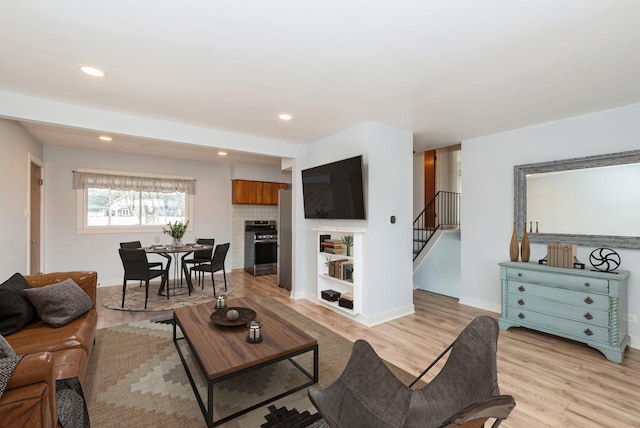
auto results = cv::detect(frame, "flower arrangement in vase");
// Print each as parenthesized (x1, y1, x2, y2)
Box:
(163, 220, 188, 247)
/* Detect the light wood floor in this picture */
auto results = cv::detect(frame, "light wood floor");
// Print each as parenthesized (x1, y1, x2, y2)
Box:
(97, 271, 640, 428)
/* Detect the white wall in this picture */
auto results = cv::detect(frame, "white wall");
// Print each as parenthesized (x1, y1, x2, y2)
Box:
(0, 119, 43, 279)
(461, 102, 640, 347)
(414, 231, 461, 298)
(295, 122, 414, 325)
(43, 146, 234, 286)
(230, 164, 292, 183)
(436, 144, 461, 194)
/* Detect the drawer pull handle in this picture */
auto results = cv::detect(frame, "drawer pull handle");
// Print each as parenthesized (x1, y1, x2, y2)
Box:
(517, 273, 522, 277)
(518, 285, 525, 292)
(517, 299, 525, 305)
(584, 312, 593, 320)
(584, 328, 593, 336)
(584, 297, 594, 305)
(518, 313, 525, 319)
(584, 282, 590, 287)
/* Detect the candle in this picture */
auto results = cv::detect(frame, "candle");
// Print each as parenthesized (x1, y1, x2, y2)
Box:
(216, 296, 225, 309)
(249, 321, 261, 341)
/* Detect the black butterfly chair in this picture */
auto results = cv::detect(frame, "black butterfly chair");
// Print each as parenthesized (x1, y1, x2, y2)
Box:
(185, 243, 230, 296)
(309, 316, 515, 428)
(118, 248, 169, 309)
(180, 238, 214, 287)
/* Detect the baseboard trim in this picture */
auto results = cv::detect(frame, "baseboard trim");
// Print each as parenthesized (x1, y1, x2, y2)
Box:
(360, 304, 415, 327)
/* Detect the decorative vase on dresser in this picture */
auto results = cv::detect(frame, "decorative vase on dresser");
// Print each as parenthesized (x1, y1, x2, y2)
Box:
(498, 261, 629, 363)
(509, 222, 519, 262)
(520, 222, 530, 262)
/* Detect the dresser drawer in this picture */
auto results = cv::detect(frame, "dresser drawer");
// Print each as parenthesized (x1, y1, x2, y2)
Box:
(507, 309, 609, 343)
(506, 293, 609, 327)
(504, 267, 609, 293)
(506, 281, 609, 310)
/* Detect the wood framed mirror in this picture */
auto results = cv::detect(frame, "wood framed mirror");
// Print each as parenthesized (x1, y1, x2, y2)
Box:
(514, 149, 640, 249)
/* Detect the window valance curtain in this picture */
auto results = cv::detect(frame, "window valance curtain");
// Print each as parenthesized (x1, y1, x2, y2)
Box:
(72, 171, 196, 194)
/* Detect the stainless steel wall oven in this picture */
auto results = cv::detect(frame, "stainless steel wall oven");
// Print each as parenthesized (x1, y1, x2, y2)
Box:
(244, 220, 277, 276)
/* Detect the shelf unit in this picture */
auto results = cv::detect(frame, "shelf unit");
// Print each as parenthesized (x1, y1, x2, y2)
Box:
(314, 227, 364, 316)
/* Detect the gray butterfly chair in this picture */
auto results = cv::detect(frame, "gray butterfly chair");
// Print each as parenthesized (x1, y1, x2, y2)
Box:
(308, 316, 515, 428)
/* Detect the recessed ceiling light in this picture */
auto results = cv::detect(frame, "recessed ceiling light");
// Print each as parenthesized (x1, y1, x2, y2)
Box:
(98, 135, 112, 141)
(218, 151, 227, 156)
(278, 113, 293, 121)
(79, 65, 105, 77)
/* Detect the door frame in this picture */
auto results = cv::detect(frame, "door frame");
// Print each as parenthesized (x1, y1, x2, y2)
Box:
(27, 153, 44, 275)
(424, 150, 436, 228)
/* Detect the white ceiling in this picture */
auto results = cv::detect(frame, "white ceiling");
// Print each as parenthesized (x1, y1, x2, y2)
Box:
(2, 1, 640, 166)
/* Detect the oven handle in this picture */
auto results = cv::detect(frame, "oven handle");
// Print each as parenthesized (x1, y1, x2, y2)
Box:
(255, 239, 278, 244)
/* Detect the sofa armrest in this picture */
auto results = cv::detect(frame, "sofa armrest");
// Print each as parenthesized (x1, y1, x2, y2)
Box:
(25, 271, 98, 308)
(6, 352, 54, 390)
(3, 352, 57, 426)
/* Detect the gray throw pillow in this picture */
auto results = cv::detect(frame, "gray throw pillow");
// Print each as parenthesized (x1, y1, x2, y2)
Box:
(23, 278, 93, 328)
(0, 273, 37, 335)
(0, 334, 16, 358)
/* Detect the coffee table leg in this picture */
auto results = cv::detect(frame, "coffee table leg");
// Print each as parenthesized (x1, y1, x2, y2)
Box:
(208, 381, 214, 428)
(173, 320, 211, 426)
(313, 344, 319, 382)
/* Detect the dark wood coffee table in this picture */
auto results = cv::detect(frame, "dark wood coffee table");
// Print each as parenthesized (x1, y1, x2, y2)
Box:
(173, 297, 318, 427)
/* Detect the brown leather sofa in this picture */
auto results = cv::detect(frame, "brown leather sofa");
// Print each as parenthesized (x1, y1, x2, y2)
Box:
(1, 271, 98, 428)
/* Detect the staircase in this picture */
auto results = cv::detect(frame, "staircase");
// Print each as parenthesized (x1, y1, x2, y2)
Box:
(413, 191, 460, 260)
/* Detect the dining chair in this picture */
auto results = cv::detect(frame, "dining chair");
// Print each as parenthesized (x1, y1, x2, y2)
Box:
(180, 238, 214, 286)
(120, 241, 167, 288)
(120, 241, 165, 269)
(118, 248, 169, 309)
(188, 243, 230, 296)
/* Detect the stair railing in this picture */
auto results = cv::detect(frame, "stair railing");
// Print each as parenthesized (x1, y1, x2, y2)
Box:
(413, 191, 460, 260)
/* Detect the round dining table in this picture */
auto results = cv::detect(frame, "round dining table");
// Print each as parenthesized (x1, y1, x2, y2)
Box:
(144, 243, 213, 296)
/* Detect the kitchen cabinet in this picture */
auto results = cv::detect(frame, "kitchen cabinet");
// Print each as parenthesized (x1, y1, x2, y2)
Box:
(231, 180, 286, 205)
(261, 182, 285, 205)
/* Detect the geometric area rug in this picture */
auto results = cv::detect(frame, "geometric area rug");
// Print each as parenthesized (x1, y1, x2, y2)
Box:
(101, 277, 232, 312)
(83, 298, 418, 427)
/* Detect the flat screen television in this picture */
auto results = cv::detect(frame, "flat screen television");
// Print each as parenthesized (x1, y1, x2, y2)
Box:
(302, 155, 366, 219)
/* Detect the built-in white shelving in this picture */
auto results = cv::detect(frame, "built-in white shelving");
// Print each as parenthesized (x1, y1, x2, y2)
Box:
(314, 227, 364, 316)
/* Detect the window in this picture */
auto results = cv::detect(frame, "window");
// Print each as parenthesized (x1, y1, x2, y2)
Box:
(74, 169, 195, 234)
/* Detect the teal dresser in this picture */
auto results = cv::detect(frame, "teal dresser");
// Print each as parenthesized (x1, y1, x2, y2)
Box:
(499, 261, 629, 363)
